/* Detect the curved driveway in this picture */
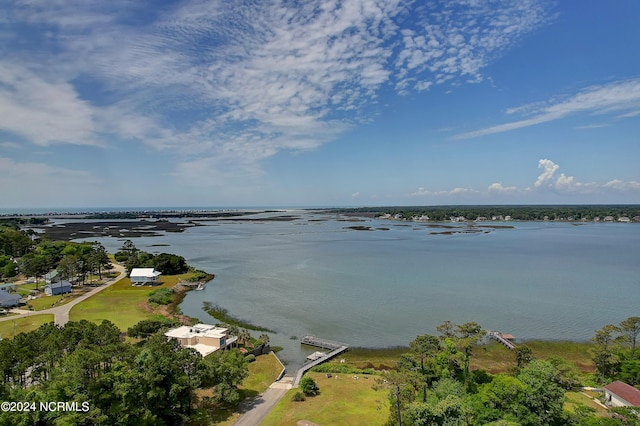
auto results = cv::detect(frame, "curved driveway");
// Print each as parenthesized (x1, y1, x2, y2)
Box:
(0, 262, 127, 326)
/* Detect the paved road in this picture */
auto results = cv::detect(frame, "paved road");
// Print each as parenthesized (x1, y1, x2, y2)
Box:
(0, 262, 127, 326)
(234, 376, 294, 426)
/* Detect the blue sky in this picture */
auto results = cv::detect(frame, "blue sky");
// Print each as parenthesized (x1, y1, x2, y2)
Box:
(1, 0, 639, 208)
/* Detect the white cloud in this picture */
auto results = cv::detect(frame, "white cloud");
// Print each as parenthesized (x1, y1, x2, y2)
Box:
(395, 0, 548, 88)
(575, 124, 608, 129)
(0, 157, 104, 207)
(0, 63, 99, 146)
(410, 186, 478, 197)
(351, 192, 361, 198)
(409, 159, 640, 202)
(604, 179, 640, 191)
(618, 110, 640, 118)
(3, 0, 551, 185)
(0, 141, 21, 150)
(535, 159, 560, 188)
(454, 78, 640, 140)
(488, 182, 517, 192)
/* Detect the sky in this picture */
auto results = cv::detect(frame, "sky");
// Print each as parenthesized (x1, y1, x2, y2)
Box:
(1, 0, 639, 209)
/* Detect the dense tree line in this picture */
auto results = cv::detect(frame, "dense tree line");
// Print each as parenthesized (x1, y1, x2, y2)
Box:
(0, 222, 113, 286)
(590, 317, 640, 386)
(329, 205, 640, 222)
(0, 320, 248, 425)
(376, 320, 640, 426)
(114, 240, 188, 275)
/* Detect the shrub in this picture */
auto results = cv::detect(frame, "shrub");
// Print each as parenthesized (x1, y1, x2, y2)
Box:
(148, 288, 174, 305)
(127, 318, 179, 338)
(300, 376, 319, 396)
(292, 391, 305, 402)
(245, 354, 256, 363)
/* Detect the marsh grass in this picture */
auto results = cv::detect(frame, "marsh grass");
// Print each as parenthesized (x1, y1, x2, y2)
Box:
(202, 301, 274, 332)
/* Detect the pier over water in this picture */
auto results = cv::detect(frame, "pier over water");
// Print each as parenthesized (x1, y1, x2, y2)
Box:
(294, 335, 349, 385)
(487, 330, 517, 350)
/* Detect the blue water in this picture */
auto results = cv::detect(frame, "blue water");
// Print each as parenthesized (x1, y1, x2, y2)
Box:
(72, 212, 640, 366)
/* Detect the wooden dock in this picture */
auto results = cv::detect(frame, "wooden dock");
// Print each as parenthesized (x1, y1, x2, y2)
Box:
(487, 331, 516, 350)
(294, 336, 349, 386)
(300, 335, 346, 350)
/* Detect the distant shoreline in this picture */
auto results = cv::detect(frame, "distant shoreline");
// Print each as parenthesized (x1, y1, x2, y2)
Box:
(3, 204, 639, 223)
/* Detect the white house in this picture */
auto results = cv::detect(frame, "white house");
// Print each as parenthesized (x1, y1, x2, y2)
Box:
(164, 324, 237, 356)
(604, 381, 640, 407)
(129, 268, 162, 286)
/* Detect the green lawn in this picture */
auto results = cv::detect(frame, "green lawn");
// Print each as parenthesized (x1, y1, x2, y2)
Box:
(26, 292, 87, 311)
(327, 346, 407, 371)
(565, 391, 609, 417)
(193, 352, 284, 426)
(241, 352, 284, 395)
(472, 340, 594, 375)
(0, 315, 55, 339)
(69, 273, 191, 331)
(262, 372, 390, 426)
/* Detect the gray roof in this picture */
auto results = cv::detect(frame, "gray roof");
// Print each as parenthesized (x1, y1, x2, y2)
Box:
(46, 281, 71, 289)
(0, 289, 21, 302)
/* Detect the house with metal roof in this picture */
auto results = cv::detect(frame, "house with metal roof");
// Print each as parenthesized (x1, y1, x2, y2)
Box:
(129, 268, 162, 286)
(604, 381, 640, 407)
(44, 281, 72, 296)
(0, 289, 21, 308)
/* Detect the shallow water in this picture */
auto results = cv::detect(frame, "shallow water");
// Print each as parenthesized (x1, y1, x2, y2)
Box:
(76, 213, 640, 367)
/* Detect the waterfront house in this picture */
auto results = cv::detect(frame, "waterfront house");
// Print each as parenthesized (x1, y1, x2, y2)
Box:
(44, 281, 72, 296)
(0, 289, 21, 308)
(604, 381, 640, 407)
(129, 268, 161, 286)
(164, 323, 237, 356)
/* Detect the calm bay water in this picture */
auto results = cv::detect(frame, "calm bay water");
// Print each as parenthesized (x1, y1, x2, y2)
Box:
(76, 212, 640, 366)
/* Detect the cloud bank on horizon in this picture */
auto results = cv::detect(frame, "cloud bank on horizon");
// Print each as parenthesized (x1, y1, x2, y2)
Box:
(1, 0, 639, 208)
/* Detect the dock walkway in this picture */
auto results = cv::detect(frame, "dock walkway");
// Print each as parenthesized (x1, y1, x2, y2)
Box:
(487, 330, 516, 350)
(294, 335, 349, 386)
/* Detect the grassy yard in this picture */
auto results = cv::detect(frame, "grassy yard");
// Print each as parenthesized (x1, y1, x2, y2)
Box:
(565, 391, 609, 417)
(262, 372, 390, 426)
(193, 352, 284, 426)
(241, 352, 285, 396)
(328, 346, 407, 370)
(473, 340, 594, 375)
(0, 315, 54, 339)
(69, 273, 194, 331)
(321, 340, 594, 378)
(27, 291, 87, 311)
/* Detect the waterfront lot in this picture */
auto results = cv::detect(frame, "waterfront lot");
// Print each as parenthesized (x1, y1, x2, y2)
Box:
(262, 372, 389, 425)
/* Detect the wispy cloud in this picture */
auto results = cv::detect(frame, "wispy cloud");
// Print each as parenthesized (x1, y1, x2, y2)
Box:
(453, 78, 640, 140)
(395, 0, 548, 93)
(0, 63, 99, 146)
(575, 123, 608, 129)
(1, 0, 551, 183)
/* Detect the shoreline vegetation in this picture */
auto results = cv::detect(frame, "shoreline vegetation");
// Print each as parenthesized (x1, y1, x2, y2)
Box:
(2, 204, 636, 242)
(203, 301, 275, 332)
(2, 215, 638, 424)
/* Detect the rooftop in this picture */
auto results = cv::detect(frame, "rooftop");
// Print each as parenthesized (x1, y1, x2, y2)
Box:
(165, 324, 228, 339)
(605, 381, 640, 406)
(164, 323, 237, 356)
